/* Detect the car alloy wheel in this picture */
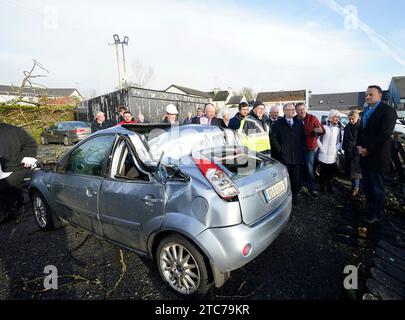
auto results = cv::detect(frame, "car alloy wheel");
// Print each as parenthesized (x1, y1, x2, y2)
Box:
(31, 192, 57, 231)
(159, 242, 201, 295)
(33, 194, 48, 228)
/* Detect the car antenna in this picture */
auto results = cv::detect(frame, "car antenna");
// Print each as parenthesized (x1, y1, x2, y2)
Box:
(157, 151, 165, 168)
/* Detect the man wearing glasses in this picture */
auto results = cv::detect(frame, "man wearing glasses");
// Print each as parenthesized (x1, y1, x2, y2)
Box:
(270, 103, 306, 205)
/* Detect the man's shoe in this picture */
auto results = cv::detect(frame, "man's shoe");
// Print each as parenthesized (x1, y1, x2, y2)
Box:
(351, 188, 359, 196)
(308, 190, 319, 199)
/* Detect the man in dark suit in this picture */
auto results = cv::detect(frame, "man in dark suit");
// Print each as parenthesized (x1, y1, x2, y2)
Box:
(356, 85, 397, 224)
(0, 121, 37, 221)
(268, 105, 282, 129)
(91, 111, 115, 133)
(198, 103, 223, 127)
(270, 103, 306, 205)
(191, 108, 204, 124)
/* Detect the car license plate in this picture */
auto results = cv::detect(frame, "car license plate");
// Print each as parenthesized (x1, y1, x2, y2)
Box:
(264, 180, 286, 202)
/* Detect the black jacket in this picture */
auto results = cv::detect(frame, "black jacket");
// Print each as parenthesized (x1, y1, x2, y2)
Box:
(270, 116, 306, 165)
(268, 116, 282, 129)
(228, 112, 246, 130)
(191, 116, 202, 124)
(91, 120, 115, 133)
(356, 102, 397, 172)
(240, 111, 269, 134)
(342, 122, 359, 157)
(195, 116, 223, 127)
(0, 123, 37, 172)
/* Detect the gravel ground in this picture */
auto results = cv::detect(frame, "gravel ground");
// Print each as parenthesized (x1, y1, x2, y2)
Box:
(0, 144, 402, 300)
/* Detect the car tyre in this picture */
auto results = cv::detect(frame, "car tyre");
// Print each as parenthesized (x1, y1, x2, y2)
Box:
(156, 234, 211, 298)
(40, 135, 48, 145)
(31, 192, 55, 231)
(63, 136, 72, 146)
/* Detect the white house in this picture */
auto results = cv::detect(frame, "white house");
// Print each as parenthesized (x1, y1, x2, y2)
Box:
(0, 85, 84, 105)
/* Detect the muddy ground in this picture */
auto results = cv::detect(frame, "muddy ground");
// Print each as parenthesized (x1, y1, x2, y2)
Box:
(0, 144, 404, 300)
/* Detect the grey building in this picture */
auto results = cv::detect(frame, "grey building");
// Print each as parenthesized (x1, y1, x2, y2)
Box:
(309, 90, 391, 112)
(309, 91, 366, 111)
(77, 86, 210, 123)
(388, 76, 405, 109)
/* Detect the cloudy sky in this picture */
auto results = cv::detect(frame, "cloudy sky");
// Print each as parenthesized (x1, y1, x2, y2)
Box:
(1, 0, 404, 98)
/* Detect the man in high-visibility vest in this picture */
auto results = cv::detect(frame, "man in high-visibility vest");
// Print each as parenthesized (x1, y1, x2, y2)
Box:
(237, 100, 271, 156)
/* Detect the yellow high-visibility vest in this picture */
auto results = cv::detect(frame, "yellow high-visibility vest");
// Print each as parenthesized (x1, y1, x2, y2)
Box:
(237, 117, 271, 152)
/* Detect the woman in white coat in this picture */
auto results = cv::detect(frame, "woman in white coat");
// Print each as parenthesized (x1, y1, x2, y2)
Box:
(317, 110, 342, 193)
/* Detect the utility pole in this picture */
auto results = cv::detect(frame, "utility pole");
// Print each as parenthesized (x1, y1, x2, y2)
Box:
(121, 36, 129, 87)
(109, 34, 129, 90)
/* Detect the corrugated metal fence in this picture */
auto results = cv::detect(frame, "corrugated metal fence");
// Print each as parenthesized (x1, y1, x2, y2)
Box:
(77, 87, 209, 123)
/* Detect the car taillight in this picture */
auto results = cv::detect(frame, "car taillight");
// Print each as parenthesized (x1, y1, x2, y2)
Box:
(193, 157, 239, 201)
(72, 129, 87, 133)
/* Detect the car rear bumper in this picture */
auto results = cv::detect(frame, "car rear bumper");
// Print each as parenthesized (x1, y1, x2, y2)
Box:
(195, 193, 292, 274)
(70, 133, 91, 142)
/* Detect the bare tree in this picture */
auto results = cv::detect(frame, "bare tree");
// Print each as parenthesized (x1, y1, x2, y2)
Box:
(125, 60, 154, 88)
(237, 87, 256, 101)
(6, 59, 50, 106)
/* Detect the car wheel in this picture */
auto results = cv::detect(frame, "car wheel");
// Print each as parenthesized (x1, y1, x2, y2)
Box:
(156, 234, 211, 297)
(40, 135, 48, 145)
(31, 192, 55, 231)
(63, 136, 72, 146)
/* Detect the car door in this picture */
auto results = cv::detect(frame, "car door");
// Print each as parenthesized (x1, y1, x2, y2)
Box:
(50, 134, 116, 235)
(98, 138, 165, 250)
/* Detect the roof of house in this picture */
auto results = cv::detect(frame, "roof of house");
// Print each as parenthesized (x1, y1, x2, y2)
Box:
(226, 95, 244, 105)
(309, 90, 391, 110)
(256, 90, 306, 102)
(212, 90, 231, 102)
(0, 85, 80, 97)
(309, 92, 366, 109)
(164, 84, 212, 99)
(392, 76, 405, 98)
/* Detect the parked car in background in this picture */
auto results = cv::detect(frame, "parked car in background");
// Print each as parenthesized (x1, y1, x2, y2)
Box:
(39, 121, 91, 146)
(394, 119, 405, 144)
(30, 123, 292, 297)
(310, 110, 348, 127)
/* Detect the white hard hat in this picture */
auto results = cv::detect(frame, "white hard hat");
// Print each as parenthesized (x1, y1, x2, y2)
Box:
(166, 104, 178, 115)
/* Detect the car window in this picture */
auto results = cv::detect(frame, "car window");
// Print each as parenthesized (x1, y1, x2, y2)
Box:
(71, 122, 90, 128)
(340, 117, 348, 126)
(66, 135, 116, 176)
(57, 123, 65, 130)
(110, 140, 149, 181)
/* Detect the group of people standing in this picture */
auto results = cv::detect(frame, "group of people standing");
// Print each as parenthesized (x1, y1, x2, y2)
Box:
(88, 84, 397, 224)
(179, 85, 396, 225)
(90, 106, 147, 133)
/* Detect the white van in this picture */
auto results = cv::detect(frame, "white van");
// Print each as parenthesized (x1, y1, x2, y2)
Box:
(309, 110, 348, 127)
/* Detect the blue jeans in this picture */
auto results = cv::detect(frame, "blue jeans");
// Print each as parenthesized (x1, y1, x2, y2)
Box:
(361, 169, 385, 219)
(304, 151, 315, 192)
(352, 179, 360, 189)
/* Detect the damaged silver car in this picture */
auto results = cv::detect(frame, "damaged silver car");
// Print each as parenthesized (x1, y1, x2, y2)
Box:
(30, 123, 292, 297)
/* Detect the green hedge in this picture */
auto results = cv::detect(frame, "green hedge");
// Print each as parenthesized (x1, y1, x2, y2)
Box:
(0, 105, 77, 143)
